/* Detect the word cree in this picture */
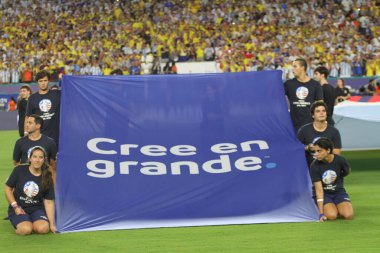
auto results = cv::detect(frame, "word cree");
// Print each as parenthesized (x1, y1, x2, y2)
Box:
(86, 138, 270, 178)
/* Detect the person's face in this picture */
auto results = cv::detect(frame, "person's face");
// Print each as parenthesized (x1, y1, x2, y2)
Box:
(292, 61, 304, 78)
(314, 72, 322, 82)
(19, 88, 30, 99)
(38, 76, 49, 92)
(25, 117, 39, 134)
(29, 149, 45, 169)
(313, 105, 327, 122)
(314, 145, 329, 161)
(337, 79, 344, 88)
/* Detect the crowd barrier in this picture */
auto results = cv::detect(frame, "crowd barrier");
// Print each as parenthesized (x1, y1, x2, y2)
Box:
(334, 96, 380, 150)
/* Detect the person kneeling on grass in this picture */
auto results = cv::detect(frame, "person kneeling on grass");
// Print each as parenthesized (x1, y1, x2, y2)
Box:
(4, 146, 56, 235)
(311, 137, 354, 222)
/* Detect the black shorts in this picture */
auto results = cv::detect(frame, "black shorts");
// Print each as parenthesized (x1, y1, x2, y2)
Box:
(324, 191, 351, 205)
(8, 207, 49, 229)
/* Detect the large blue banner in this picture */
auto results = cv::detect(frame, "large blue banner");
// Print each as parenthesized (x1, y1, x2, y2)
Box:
(56, 71, 318, 232)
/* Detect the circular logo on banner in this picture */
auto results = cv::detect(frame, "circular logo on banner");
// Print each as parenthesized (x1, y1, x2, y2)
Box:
(296, 86, 309, 100)
(322, 170, 337, 184)
(23, 181, 39, 198)
(39, 99, 52, 112)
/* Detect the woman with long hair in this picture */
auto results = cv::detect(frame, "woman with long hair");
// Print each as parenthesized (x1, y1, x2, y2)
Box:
(4, 146, 56, 235)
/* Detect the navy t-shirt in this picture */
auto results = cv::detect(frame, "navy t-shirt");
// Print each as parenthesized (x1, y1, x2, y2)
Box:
(6, 164, 55, 213)
(26, 90, 61, 145)
(310, 155, 350, 194)
(284, 78, 323, 131)
(13, 135, 57, 164)
(297, 123, 342, 166)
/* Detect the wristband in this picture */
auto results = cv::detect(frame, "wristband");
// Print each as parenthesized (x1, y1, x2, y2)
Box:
(11, 201, 18, 208)
(317, 199, 324, 202)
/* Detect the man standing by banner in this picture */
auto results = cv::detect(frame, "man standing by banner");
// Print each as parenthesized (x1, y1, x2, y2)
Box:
(13, 114, 57, 166)
(284, 58, 323, 132)
(297, 101, 341, 167)
(17, 85, 32, 137)
(26, 70, 61, 146)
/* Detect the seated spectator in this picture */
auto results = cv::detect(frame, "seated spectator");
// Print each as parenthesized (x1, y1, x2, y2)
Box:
(359, 79, 376, 96)
(376, 82, 380, 96)
(7, 97, 17, 111)
(335, 79, 351, 103)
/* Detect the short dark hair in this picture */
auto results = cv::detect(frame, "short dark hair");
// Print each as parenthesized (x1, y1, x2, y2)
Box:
(314, 66, 329, 78)
(294, 58, 308, 71)
(313, 137, 334, 154)
(50, 84, 59, 90)
(310, 101, 327, 115)
(35, 70, 50, 82)
(20, 84, 32, 93)
(29, 114, 44, 129)
(110, 69, 123, 75)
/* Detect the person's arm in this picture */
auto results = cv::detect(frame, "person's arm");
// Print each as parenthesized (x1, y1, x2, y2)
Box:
(296, 126, 313, 152)
(333, 129, 342, 156)
(316, 84, 324, 102)
(313, 181, 327, 222)
(340, 157, 351, 177)
(49, 140, 58, 169)
(12, 140, 21, 166)
(333, 148, 341, 155)
(4, 185, 25, 215)
(24, 95, 33, 134)
(345, 88, 351, 100)
(23, 116, 29, 136)
(44, 199, 57, 233)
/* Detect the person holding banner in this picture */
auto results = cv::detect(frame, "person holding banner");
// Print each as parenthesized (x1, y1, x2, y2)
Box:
(13, 114, 57, 166)
(297, 101, 341, 167)
(4, 146, 57, 235)
(284, 58, 323, 132)
(310, 138, 354, 221)
(26, 70, 61, 146)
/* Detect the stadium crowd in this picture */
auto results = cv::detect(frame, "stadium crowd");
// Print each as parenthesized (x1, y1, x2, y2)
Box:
(0, 0, 379, 84)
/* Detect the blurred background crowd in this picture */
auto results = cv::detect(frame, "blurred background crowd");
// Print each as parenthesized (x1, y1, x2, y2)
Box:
(0, 0, 379, 84)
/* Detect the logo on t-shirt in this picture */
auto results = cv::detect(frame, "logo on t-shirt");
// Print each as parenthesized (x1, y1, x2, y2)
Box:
(39, 99, 52, 112)
(322, 170, 337, 184)
(296, 87, 309, 100)
(23, 181, 39, 198)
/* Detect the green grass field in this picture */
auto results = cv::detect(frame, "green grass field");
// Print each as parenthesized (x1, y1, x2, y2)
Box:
(1, 130, 379, 253)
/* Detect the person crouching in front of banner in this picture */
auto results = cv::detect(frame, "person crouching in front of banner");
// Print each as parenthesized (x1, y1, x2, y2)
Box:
(4, 146, 56, 235)
(310, 138, 354, 222)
